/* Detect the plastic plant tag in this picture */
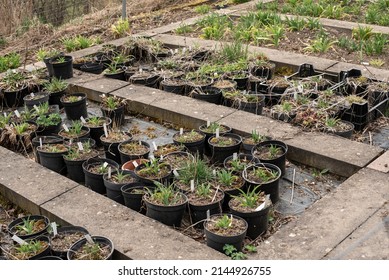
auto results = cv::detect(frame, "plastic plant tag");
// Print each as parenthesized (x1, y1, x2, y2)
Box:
(33, 105, 39, 111)
(62, 124, 69, 132)
(152, 141, 158, 150)
(132, 161, 139, 168)
(69, 139, 73, 145)
(77, 142, 84, 151)
(233, 152, 238, 160)
(175, 49, 178, 54)
(173, 169, 179, 178)
(207, 120, 210, 127)
(80, 116, 86, 123)
(180, 128, 183, 135)
(30, 92, 35, 97)
(108, 167, 112, 179)
(206, 210, 210, 221)
(215, 128, 220, 138)
(139, 140, 142, 145)
(103, 123, 108, 137)
(4, 112, 7, 117)
(189, 46, 192, 51)
(182, 47, 187, 53)
(14, 110, 21, 118)
(190, 180, 195, 192)
(39, 138, 43, 148)
(139, 68, 143, 73)
(229, 215, 233, 227)
(12, 235, 27, 245)
(103, 162, 108, 168)
(85, 234, 95, 244)
(170, 49, 174, 55)
(213, 169, 216, 176)
(101, 94, 106, 98)
(160, 155, 163, 161)
(294, 91, 298, 100)
(51, 222, 58, 236)
(255, 201, 266, 212)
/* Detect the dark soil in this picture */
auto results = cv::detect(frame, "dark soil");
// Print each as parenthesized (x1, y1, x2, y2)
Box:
(205, 215, 246, 237)
(51, 231, 85, 253)
(187, 188, 223, 206)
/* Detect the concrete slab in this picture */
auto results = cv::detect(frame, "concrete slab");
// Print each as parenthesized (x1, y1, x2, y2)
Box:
(367, 150, 389, 173)
(0, 147, 78, 214)
(220, 109, 300, 140)
(325, 203, 389, 260)
(250, 168, 389, 260)
(40, 186, 226, 260)
(285, 132, 383, 177)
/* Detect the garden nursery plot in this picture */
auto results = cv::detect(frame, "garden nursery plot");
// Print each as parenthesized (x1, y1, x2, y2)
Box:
(0, 0, 387, 261)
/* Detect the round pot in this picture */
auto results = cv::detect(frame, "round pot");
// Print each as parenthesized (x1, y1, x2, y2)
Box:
(104, 70, 126, 81)
(162, 151, 194, 171)
(37, 144, 68, 175)
(50, 56, 73, 79)
(60, 92, 88, 120)
(204, 214, 248, 253)
(12, 235, 51, 260)
(190, 86, 222, 105)
(134, 162, 172, 185)
(51, 225, 89, 259)
(103, 170, 136, 204)
(83, 117, 112, 147)
(229, 199, 270, 239)
(328, 120, 354, 139)
(48, 88, 67, 109)
(118, 140, 150, 164)
(100, 133, 132, 164)
(80, 63, 104, 74)
(238, 93, 265, 115)
(160, 79, 186, 95)
(64, 151, 98, 184)
(144, 192, 188, 227)
(23, 93, 50, 110)
(199, 124, 232, 157)
(252, 140, 288, 177)
(67, 235, 114, 260)
(172, 130, 206, 158)
(101, 105, 125, 127)
(57, 126, 90, 142)
(2, 86, 27, 108)
(82, 157, 120, 194)
(208, 133, 242, 165)
(121, 158, 149, 175)
(121, 182, 154, 213)
(32, 136, 63, 163)
(188, 190, 224, 228)
(8, 215, 50, 240)
(243, 163, 282, 204)
(223, 153, 260, 174)
(233, 76, 249, 90)
(37, 121, 62, 137)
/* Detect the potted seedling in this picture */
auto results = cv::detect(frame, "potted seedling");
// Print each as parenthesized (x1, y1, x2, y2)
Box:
(118, 139, 150, 164)
(271, 100, 297, 122)
(49, 55, 73, 79)
(143, 181, 188, 227)
(243, 163, 281, 204)
(51, 225, 89, 259)
(252, 140, 288, 177)
(67, 235, 114, 260)
(37, 143, 68, 174)
(213, 79, 237, 92)
(36, 48, 62, 77)
(0, 121, 37, 153)
(36, 112, 62, 136)
(43, 77, 68, 108)
(103, 169, 136, 204)
(100, 129, 132, 163)
(134, 158, 172, 184)
(0, 69, 27, 108)
(324, 117, 354, 139)
(9, 235, 51, 260)
(8, 215, 50, 239)
(242, 130, 269, 154)
(64, 140, 99, 183)
(208, 133, 242, 164)
(83, 116, 112, 147)
(60, 92, 88, 120)
(160, 78, 186, 95)
(187, 182, 224, 227)
(199, 122, 232, 156)
(153, 142, 186, 158)
(172, 129, 206, 157)
(103, 63, 125, 81)
(223, 153, 260, 174)
(189, 86, 222, 105)
(161, 151, 194, 171)
(229, 187, 271, 239)
(58, 120, 90, 141)
(216, 168, 245, 212)
(100, 94, 126, 127)
(23, 92, 50, 110)
(121, 182, 154, 213)
(223, 90, 265, 115)
(204, 214, 248, 253)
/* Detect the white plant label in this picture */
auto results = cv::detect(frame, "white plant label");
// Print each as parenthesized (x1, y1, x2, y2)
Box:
(173, 169, 179, 178)
(182, 47, 187, 53)
(132, 161, 139, 168)
(180, 128, 183, 135)
(108, 167, 112, 179)
(85, 234, 95, 244)
(255, 201, 266, 212)
(101, 94, 106, 99)
(77, 142, 84, 151)
(4, 112, 6, 117)
(51, 222, 58, 236)
(213, 169, 216, 176)
(216, 128, 220, 138)
(206, 209, 210, 221)
(160, 155, 163, 161)
(189, 46, 192, 51)
(80, 116, 86, 123)
(229, 215, 233, 227)
(233, 152, 238, 160)
(62, 124, 69, 132)
(12, 235, 27, 245)
(39, 138, 43, 148)
(103, 123, 108, 137)
(190, 180, 195, 192)
(207, 120, 210, 127)
(152, 141, 158, 150)
(33, 105, 39, 111)
(103, 162, 108, 168)
(170, 49, 174, 55)
(139, 68, 143, 73)
(174, 49, 178, 54)
(30, 92, 35, 97)
(14, 110, 21, 118)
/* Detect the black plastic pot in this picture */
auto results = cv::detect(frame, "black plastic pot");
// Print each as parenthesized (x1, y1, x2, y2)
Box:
(100, 134, 132, 164)
(208, 133, 242, 165)
(118, 140, 150, 164)
(204, 214, 248, 253)
(188, 191, 224, 228)
(252, 140, 288, 177)
(48, 88, 67, 109)
(233, 76, 249, 90)
(160, 79, 186, 95)
(50, 56, 73, 79)
(223, 153, 260, 173)
(172, 130, 206, 158)
(67, 235, 114, 260)
(82, 157, 120, 195)
(23, 93, 50, 110)
(60, 92, 88, 120)
(37, 145, 68, 175)
(144, 193, 188, 227)
(229, 200, 270, 239)
(51, 225, 89, 259)
(238, 94, 265, 115)
(134, 162, 172, 185)
(13, 235, 51, 260)
(2, 86, 27, 108)
(101, 105, 125, 127)
(103, 170, 135, 204)
(329, 120, 354, 139)
(64, 155, 93, 183)
(44, 57, 55, 77)
(190, 87, 222, 105)
(32, 136, 63, 163)
(251, 63, 275, 79)
(243, 163, 282, 204)
(199, 124, 232, 157)
(57, 126, 90, 142)
(121, 182, 154, 213)
(80, 62, 104, 74)
(84, 117, 112, 147)
(8, 215, 50, 240)
(104, 71, 126, 81)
